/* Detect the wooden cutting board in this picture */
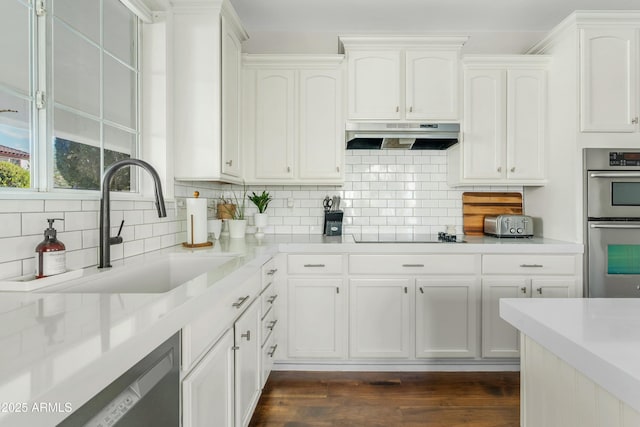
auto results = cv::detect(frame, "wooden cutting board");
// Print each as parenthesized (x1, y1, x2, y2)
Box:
(462, 192, 523, 235)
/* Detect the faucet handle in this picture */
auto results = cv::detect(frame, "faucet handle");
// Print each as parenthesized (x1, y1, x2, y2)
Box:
(109, 220, 125, 245)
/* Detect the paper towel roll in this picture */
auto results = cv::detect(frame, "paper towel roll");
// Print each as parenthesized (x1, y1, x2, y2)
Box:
(186, 192, 208, 244)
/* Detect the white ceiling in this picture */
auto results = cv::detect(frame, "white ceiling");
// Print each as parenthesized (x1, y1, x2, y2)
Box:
(228, 0, 639, 33)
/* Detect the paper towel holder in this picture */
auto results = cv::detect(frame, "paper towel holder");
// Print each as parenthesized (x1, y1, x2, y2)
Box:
(182, 191, 213, 248)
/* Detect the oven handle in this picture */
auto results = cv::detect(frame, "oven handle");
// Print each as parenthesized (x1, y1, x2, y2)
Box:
(590, 223, 640, 229)
(589, 172, 640, 178)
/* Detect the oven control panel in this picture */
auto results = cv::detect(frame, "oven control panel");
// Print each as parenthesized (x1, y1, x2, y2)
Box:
(609, 152, 640, 167)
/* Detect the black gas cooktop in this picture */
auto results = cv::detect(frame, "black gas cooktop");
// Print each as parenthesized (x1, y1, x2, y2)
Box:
(353, 233, 465, 243)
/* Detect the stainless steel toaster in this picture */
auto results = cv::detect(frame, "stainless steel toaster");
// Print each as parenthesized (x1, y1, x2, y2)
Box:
(484, 215, 534, 237)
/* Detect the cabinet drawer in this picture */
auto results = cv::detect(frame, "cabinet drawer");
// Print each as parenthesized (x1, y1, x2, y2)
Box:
(182, 272, 261, 372)
(261, 284, 279, 320)
(288, 254, 343, 275)
(261, 307, 277, 347)
(261, 334, 277, 388)
(262, 258, 278, 290)
(483, 254, 576, 275)
(349, 254, 476, 275)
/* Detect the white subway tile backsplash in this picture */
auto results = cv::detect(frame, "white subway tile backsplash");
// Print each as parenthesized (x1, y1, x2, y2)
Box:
(45, 200, 82, 212)
(123, 240, 144, 258)
(0, 200, 44, 213)
(22, 212, 64, 235)
(65, 211, 99, 231)
(0, 235, 41, 263)
(81, 200, 100, 211)
(135, 224, 153, 240)
(0, 261, 22, 280)
(0, 214, 21, 238)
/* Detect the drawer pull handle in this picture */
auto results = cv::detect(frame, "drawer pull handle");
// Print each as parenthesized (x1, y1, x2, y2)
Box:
(268, 294, 278, 304)
(536, 287, 542, 295)
(419, 287, 424, 294)
(304, 264, 325, 268)
(267, 268, 278, 275)
(267, 319, 278, 330)
(232, 295, 250, 309)
(402, 264, 424, 267)
(241, 330, 251, 341)
(336, 287, 340, 294)
(520, 264, 543, 268)
(520, 287, 528, 294)
(404, 287, 408, 294)
(268, 344, 278, 357)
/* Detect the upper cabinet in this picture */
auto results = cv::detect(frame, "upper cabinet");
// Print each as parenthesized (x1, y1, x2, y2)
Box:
(242, 55, 345, 185)
(341, 36, 467, 122)
(448, 56, 549, 186)
(172, 1, 248, 183)
(580, 28, 638, 132)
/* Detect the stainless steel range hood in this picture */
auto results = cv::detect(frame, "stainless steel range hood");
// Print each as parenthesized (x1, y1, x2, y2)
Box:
(346, 122, 460, 150)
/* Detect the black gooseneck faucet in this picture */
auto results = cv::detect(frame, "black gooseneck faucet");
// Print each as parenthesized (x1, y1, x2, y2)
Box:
(99, 159, 167, 268)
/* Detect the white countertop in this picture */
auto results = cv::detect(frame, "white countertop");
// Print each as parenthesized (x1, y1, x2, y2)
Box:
(500, 298, 640, 413)
(0, 233, 582, 426)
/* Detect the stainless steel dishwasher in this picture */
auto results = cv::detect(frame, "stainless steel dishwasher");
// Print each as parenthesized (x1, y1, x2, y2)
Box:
(58, 332, 180, 427)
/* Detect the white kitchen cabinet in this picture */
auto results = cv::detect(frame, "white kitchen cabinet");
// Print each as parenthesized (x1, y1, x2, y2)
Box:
(349, 278, 412, 359)
(482, 277, 576, 358)
(242, 55, 344, 185)
(260, 258, 280, 388)
(580, 28, 638, 132)
(234, 298, 261, 427)
(448, 57, 548, 186)
(221, 14, 243, 177)
(172, 2, 248, 182)
(347, 50, 402, 119)
(287, 278, 346, 358)
(415, 277, 479, 358)
(182, 329, 234, 427)
(341, 36, 466, 121)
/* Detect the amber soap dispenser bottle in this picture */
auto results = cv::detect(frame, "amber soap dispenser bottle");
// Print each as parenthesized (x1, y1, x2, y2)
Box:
(35, 218, 66, 279)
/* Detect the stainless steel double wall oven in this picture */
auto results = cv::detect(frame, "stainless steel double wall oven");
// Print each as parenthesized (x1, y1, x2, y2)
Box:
(585, 148, 640, 297)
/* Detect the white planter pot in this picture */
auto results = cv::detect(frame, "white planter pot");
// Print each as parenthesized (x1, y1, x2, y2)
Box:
(254, 213, 268, 239)
(228, 219, 247, 239)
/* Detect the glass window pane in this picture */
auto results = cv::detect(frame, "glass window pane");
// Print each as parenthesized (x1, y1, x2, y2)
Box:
(0, 0, 31, 93)
(0, 91, 31, 188)
(52, 0, 99, 43)
(53, 109, 100, 190)
(104, 0, 136, 66)
(53, 20, 100, 115)
(104, 56, 136, 129)
(104, 125, 136, 192)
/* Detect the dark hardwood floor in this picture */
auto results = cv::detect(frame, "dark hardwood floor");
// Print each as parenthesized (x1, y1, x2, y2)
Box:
(249, 371, 520, 427)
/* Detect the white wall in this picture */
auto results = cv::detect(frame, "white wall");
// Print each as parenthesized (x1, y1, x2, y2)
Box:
(241, 31, 547, 55)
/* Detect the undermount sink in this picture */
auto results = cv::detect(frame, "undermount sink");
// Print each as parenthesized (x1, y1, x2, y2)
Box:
(39, 253, 237, 294)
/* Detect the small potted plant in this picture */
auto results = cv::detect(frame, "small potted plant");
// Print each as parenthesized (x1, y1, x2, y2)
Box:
(227, 184, 247, 239)
(248, 190, 272, 238)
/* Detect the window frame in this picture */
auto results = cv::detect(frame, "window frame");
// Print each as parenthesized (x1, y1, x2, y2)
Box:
(0, 0, 147, 200)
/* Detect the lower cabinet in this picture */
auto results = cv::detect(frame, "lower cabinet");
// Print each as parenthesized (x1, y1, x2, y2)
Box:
(415, 277, 479, 358)
(482, 277, 575, 358)
(287, 278, 346, 358)
(349, 278, 412, 358)
(182, 329, 235, 427)
(234, 298, 262, 427)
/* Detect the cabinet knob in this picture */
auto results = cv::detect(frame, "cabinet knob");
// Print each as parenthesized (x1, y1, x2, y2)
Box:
(287, 166, 291, 173)
(632, 117, 639, 124)
(510, 167, 516, 173)
(409, 106, 413, 113)
(396, 106, 399, 113)
(225, 160, 233, 166)
(336, 166, 340, 172)
(520, 287, 527, 294)
(497, 167, 502, 172)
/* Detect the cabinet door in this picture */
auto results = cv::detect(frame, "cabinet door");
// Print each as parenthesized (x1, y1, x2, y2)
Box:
(531, 278, 575, 298)
(299, 69, 343, 180)
(481, 278, 528, 358)
(287, 278, 345, 358)
(255, 69, 295, 179)
(234, 299, 261, 427)
(463, 69, 506, 180)
(349, 278, 412, 358)
(221, 15, 242, 177)
(580, 28, 637, 132)
(415, 277, 478, 358)
(182, 329, 234, 427)
(507, 69, 546, 181)
(347, 51, 401, 119)
(405, 50, 459, 120)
